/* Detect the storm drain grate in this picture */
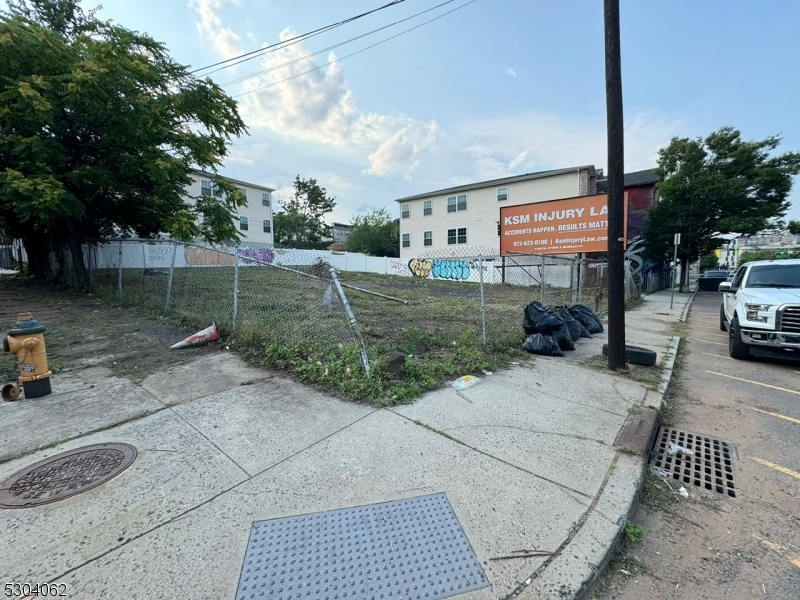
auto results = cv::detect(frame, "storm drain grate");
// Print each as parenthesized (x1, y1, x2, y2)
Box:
(650, 428, 736, 497)
(236, 493, 488, 600)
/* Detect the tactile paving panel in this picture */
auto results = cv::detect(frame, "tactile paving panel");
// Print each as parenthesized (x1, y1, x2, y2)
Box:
(650, 427, 736, 497)
(236, 493, 488, 600)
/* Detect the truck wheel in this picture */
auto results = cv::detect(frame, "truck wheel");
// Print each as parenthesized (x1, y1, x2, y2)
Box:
(728, 315, 750, 360)
(719, 304, 728, 331)
(602, 343, 658, 366)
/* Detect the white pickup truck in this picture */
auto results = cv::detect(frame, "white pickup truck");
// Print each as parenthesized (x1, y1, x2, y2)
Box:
(719, 259, 800, 360)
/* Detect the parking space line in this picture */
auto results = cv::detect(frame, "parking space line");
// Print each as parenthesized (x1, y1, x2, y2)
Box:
(751, 407, 800, 425)
(693, 339, 727, 346)
(706, 371, 800, 396)
(702, 352, 733, 361)
(753, 457, 800, 481)
(694, 332, 727, 338)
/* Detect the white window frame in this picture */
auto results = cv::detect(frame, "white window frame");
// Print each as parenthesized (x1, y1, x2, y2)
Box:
(263, 219, 271, 233)
(236, 186, 247, 201)
(423, 231, 433, 247)
(423, 200, 432, 216)
(497, 187, 509, 202)
(261, 192, 271, 207)
(402, 233, 410, 248)
(447, 194, 467, 213)
(401, 203, 410, 219)
(239, 215, 249, 231)
(201, 179, 213, 196)
(447, 228, 467, 245)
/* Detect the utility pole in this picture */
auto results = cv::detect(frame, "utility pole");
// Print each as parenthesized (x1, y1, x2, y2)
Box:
(670, 233, 680, 309)
(605, 0, 626, 370)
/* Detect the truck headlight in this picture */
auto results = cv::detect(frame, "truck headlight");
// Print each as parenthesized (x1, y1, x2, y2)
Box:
(745, 304, 772, 323)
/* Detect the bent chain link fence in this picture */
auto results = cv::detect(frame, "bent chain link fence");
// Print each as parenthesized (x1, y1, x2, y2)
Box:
(36, 239, 658, 378)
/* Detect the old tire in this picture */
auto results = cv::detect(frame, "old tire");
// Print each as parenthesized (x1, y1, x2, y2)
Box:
(728, 315, 751, 360)
(719, 304, 728, 331)
(602, 343, 658, 367)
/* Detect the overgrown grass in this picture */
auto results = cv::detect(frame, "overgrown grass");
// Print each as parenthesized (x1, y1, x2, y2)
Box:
(91, 266, 537, 405)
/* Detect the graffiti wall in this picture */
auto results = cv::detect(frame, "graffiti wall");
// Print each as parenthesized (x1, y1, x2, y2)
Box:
(408, 258, 471, 280)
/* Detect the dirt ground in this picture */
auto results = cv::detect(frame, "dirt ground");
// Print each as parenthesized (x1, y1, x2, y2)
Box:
(0, 275, 220, 384)
(587, 293, 800, 600)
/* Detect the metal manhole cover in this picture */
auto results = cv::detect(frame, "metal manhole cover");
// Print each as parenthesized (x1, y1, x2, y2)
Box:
(237, 493, 488, 600)
(650, 428, 735, 497)
(0, 443, 137, 508)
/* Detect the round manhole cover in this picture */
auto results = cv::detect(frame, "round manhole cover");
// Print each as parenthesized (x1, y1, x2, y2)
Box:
(0, 443, 137, 509)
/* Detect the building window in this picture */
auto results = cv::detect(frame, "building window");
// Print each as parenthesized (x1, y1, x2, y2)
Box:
(497, 187, 508, 202)
(261, 192, 271, 207)
(447, 194, 467, 213)
(423, 200, 432, 216)
(423, 231, 433, 247)
(236, 186, 247, 201)
(401, 203, 410, 219)
(402, 233, 410, 248)
(447, 228, 467, 245)
(239, 216, 249, 231)
(263, 219, 271, 233)
(201, 179, 223, 198)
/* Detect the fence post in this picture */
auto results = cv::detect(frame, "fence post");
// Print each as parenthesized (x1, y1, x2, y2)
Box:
(233, 249, 240, 333)
(540, 255, 546, 304)
(142, 243, 147, 283)
(571, 257, 579, 305)
(117, 240, 123, 302)
(478, 255, 487, 348)
(330, 268, 371, 377)
(165, 242, 178, 315)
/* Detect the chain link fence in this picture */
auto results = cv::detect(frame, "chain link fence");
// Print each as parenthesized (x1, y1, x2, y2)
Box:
(9, 238, 662, 401)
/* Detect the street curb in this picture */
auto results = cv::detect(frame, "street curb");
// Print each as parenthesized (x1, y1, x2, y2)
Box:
(566, 332, 686, 598)
(679, 290, 698, 322)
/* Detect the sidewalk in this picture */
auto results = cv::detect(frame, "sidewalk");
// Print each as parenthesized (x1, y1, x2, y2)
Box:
(0, 287, 693, 599)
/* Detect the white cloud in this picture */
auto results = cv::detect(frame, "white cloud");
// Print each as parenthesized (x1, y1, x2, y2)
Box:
(505, 67, 518, 78)
(189, 0, 242, 60)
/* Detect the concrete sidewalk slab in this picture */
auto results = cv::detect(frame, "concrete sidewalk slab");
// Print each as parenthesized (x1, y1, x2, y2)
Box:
(52, 410, 596, 599)
(172, 375, 374, 476)
(393, 362, 644, 498)
(140, 352, 270, 406)
(0, 367, 164, 462)
(0, 409, 249, 583)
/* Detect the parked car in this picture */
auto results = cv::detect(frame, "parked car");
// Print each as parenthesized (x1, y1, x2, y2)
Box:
(698, 270, 729, 291)
(719, 259, 800, 360)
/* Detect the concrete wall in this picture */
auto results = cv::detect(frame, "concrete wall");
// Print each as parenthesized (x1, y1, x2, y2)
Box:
(397, 171, 584, 258)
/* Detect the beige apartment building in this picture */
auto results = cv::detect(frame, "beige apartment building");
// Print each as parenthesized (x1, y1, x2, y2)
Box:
(187, 170, 275, 244)
(394, 166, 597, 258)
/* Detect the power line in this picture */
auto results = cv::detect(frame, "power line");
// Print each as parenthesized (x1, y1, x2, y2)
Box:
(189, 0, 406, 75)
(220, 0, 461, 88)
(232, 0, 478, 99)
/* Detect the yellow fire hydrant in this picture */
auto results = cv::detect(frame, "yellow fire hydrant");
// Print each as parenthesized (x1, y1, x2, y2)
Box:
(2, 312, 52, 399)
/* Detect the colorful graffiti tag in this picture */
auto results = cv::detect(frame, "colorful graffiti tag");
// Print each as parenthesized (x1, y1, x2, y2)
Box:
(408, 258, 470, 280)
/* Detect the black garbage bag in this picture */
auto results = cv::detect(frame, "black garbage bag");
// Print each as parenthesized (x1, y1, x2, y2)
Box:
(522, 333, 565, 357)
(558, 308, 589, 340)
(551, 322, 575, 351)
(569, 304, 604, 334)
(523, 301, 563, 335)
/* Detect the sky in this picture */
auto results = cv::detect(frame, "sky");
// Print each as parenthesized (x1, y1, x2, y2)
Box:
(21, 0, 800, 223)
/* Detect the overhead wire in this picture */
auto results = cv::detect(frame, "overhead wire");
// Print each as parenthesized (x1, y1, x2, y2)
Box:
(220, 0, 461, 88)
(189, 0, 407, 75)
(232, 0, 478, 99)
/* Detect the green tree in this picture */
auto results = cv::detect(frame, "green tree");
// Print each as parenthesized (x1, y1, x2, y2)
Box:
(699, 251, 720, 272)
(345, 208, 399, 257)
(738, 249, 797, 264)
(273, 176, 336, 248)
(0, 0, 247, 286)
(645, 127, 800, 290)
(789, 220, 800, 235)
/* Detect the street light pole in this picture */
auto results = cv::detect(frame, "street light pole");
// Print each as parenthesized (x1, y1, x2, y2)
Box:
(604, 0, 626, 370)
(670, 232, 681, 309)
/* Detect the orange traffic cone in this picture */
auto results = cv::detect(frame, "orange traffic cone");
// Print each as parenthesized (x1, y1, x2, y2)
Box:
(171, 323, 221, 349)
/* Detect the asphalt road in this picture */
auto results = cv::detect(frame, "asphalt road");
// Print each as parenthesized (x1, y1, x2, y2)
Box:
(589, 291, 800, 599)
